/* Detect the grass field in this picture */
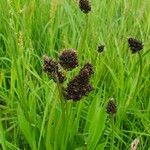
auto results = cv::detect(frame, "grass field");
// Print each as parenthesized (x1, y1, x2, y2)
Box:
(0, 0, 150, 150)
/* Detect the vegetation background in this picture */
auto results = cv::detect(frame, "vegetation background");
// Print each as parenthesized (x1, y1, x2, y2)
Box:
(0, 0, 150, 149)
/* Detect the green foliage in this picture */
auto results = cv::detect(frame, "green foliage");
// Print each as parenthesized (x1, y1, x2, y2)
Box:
(17, 104, 37, 150)
(0, 0, 150, 150)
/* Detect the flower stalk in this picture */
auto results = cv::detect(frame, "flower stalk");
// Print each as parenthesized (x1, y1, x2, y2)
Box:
(106, 98, 117, 150)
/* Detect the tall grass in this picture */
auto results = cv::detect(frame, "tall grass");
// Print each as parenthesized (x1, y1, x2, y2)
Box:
(0, 0, 150, 149)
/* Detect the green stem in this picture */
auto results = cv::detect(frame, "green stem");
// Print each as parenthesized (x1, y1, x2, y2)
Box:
(111, 115, 114, 150)
(79, 14, 89, 51)
(55, 78, 67, 149)
(45, 77, 66, 149)
(134, 52, 142, 96)
(52, 71, 66, 115)
(133, 49, 150, 68)
(56, 82, 66, 119)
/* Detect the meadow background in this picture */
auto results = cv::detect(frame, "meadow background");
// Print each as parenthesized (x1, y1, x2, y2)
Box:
(0, 0, 150, 149)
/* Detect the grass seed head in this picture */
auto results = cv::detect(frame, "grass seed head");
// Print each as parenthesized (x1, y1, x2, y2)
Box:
(59, 49, 78, 70)
(79, 0, 91, 14)
(128, 37, 143, 53)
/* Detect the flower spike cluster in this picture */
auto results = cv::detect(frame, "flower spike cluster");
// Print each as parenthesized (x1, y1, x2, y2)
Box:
(43, 49, 94, 101)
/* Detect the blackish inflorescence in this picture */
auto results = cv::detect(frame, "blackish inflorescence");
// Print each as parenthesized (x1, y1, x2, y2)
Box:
(59, 49, 78, 70)
(43, 50, 94, 101)
(79, 0, 91, 14)
(43, 55, 58, 74)
(43, 55, 66, 83)
(97, 45, 105, 53)
(64, 63, 94, 101)
(128, 37, 143, 53)
(106, 98, 117, 115)
(80, 63, 94, 76)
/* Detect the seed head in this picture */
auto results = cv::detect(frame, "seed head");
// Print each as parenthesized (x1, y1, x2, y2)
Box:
(64, 63, 94, 101)
(97, 45, 105, 53)
(106, 98, 117, 115)
(43, 55, 66, 83)
(65, 82, 93, 101)
(59, 49, 78, 70)
(77, 63, 94, 84)
(79, 0, 91, 14)
(80, 63, 94, 76)
(128, 37, 143, 53)
(43, 55, 58, 74)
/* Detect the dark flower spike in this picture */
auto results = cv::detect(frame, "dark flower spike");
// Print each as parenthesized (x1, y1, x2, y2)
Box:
(77, 63, 94, 84)
(128, 37, 143, 54)
(64, 63, 94, 101)
(65, 83, 93, 101)
(43, 55, 66, 83)
(80, 63, 94, 76)
(97, 44, 105, 53)
(79, 0, 91, 14)
(43, 55, 58, 74)
(59, 49, 78, 70)
(106, 98, 117, 115)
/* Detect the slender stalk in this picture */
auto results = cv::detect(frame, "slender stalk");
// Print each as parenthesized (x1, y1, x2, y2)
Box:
(79, 14, 89, 51)
(134, 48, 150, 67)
(137, 52, 142, 89)
(56, 81, 66, 119)
(45, 76, 66, 149)
(111, 115, 114, 150)
(54, 77, 67, 149)
(134, 52, 142, 96)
